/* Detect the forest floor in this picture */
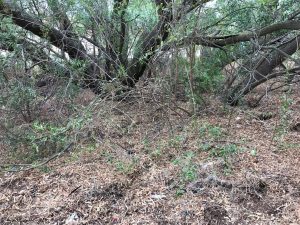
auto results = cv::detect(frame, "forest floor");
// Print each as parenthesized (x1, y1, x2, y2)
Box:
(0, 83, 300, 225)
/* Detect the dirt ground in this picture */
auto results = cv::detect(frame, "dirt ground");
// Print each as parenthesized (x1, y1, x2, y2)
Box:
(0, 84, 300, 225)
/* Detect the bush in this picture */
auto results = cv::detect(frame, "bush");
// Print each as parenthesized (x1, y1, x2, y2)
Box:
(0, 58, 91, 162)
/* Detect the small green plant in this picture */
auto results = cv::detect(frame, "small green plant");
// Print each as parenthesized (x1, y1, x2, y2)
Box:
(199, 123, 225, 139)
(274, 94, 293, 150)
(2, 109, 92, 162)
(277, 142, 300, 150)
(0, 121, 68, 163)
(142, 137, 151, 154)
(173, 151, 198, 195)
(168, 135, 185, 149)
(175, 185, 186, 197)
(142, 138, 164, 159)
(68, 150, 80, 162)
(85, 143, 97, 153)
(101, 150, 114, 163)
(250, 148, 257, 156)
(209, 144, 241, 158)
(257, 112, 273, 120)
(201, 143, 244, 174)
(114, 160, 136, 174)
(150, 146, 162, 159)
(102, 150, 138, 175)
(198, 142, 214, 152)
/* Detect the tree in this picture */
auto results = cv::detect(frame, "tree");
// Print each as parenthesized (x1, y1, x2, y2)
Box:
(1, 0, 300, 104)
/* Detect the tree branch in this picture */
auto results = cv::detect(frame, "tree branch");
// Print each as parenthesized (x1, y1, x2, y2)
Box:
(164, 19, 300, 49)
(0, 0, 87, 60)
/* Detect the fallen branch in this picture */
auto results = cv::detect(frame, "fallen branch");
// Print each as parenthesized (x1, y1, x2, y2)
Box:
(0, 142, 74, 172)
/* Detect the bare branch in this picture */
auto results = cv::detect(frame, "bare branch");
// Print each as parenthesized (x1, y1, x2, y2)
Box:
(164, 20, 300, 49)
(0, 0, 87, 59)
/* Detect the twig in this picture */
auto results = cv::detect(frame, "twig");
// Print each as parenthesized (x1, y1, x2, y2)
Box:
(68, 185, 82, 196)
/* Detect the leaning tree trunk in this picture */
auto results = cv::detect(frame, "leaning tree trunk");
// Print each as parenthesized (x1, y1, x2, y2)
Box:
(227, 34, 300, 105)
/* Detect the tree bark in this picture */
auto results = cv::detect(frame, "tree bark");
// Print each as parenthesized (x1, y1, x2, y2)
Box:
(163, 20, 300, 50)
(0, 1, 87, 60)
(227, 34, 300, 105)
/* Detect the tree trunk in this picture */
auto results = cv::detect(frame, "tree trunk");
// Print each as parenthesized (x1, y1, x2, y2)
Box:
(227, 35, 300, 105)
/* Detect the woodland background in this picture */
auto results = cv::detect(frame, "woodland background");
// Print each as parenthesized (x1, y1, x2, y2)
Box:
(0, 0, 300, 224)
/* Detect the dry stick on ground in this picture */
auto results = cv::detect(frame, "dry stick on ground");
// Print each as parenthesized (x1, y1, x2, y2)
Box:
(169, 98, 193, 116)
(0, 142, 74, 172)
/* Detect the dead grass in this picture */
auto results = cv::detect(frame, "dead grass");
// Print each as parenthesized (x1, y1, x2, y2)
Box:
(0, 83, 300, 225)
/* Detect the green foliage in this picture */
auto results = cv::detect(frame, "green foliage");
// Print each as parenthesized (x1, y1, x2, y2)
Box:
(31, 121, 68, 148)
(142, 137, 151, 153)
(201, 142, 244, 174)
(127, 0, 157, 28)
(142, 138, 164, 159)
(3, 111, 91, 162)
(150, 144, 163, 159)
(277, 142, 300, 151)
(172, 48, 225, 105)
(0, 69, 93, 162)
(102, 150, 138, 175)
(250, 148, 257, 156)
(197, 121, 245, 173)
(0, 17, 17, 48)
(168, 135, 185, 149)
(215, 0, 280, 31)
(38, 165, 52, 173)
(114, 159, 137, 174)
(199, 123, 225, 140)
(0, 78, 39, 122)
(278, 94, 292, 133)
(274, 93, 293, 150)
(173, 151, 197, 196)
(209, 143, 241, 158)
(180, 57, 221, 92)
